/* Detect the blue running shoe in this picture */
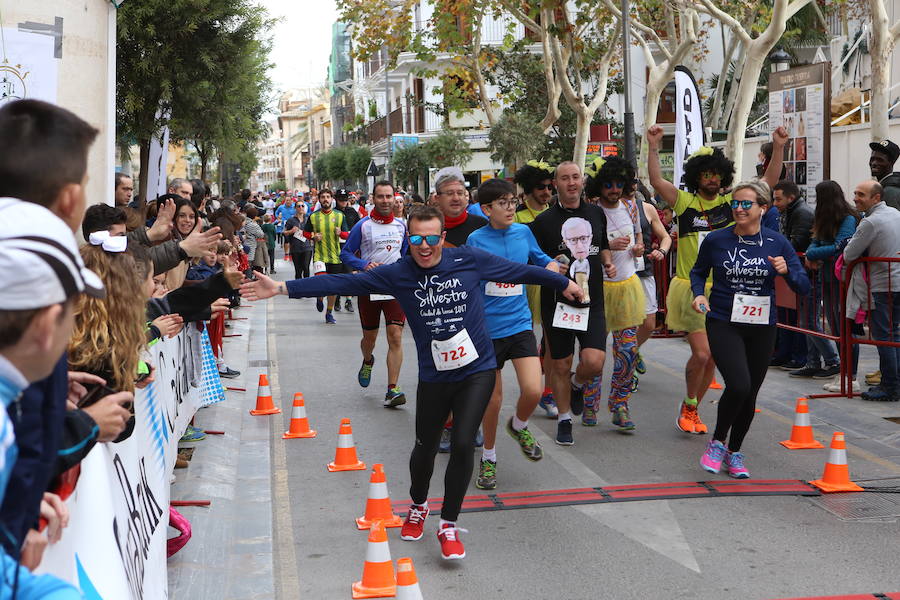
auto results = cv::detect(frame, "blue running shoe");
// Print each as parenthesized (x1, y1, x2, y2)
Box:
(358, 357, 374, 388)
(384, 387, 406, 408)
(180, 426, 206, 442)
(538, 392, 558, 418)
(438, 427, 451, 453)
(635, 352, 646, 375)
(316, 298, 324, 312)
(325, 312, 336, 325)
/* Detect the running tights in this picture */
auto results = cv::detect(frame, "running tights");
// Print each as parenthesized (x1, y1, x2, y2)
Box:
(582, 327, 637, 412)
(410, 370, 495, 521)
(706, 317, 777, 452)
(291, 250, 312, 279)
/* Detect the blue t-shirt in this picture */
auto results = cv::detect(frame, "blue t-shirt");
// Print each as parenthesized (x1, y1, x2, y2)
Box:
(466, 223, 553, 339)
(275, 204, 297, 233)
(286, 246, 570, 382)
(689, 225, 810, 325)
(467, 203, 487, 219)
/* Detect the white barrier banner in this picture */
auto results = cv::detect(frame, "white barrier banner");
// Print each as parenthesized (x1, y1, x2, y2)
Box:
(37, 328, 215, 599)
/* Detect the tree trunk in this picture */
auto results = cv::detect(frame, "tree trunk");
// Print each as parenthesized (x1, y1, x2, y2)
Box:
(639, 67, 668, 181)
(725, 51, 767, 179)
(710, 33, 740, 130)
(137, 138, 151, 209)
(716, 43, 747, 130)
(573, 109, 591, 170)
(869, 0, 894, 141)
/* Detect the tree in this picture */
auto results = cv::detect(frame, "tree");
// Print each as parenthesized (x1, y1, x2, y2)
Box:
(345, 144, 373, 186)
(421, 129, 473, 168)
(390, 144, 428, 189)
(868, 0, 900, 140)
(694, 0, 814, 174)
(313, 154, 328, 183)
(323, 146, 350, 183)
(487, 111, 546, 168)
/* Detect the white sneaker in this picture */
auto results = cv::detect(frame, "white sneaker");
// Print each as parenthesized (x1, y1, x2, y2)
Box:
(823, 377, 860, 393)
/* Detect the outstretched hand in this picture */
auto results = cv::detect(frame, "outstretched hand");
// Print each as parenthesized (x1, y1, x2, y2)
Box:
(240, 271, 281, 301)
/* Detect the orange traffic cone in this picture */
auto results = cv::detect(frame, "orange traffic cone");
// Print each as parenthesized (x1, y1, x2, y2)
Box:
(249, 374, 281, 416)
(810, 432, 864, 493)
(351, 520, 396, 599)
(779, 397, 824, 450)
(395, 557, 424, 600)
(357, 464, 402, 529)
(709, 375, 723, 390)
(327, 418, 366, 472)
(282, 393, 316, 439)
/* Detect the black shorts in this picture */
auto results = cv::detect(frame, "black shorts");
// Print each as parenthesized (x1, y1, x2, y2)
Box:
(540, 303, 608, 360)
(492, 330, 538, 369)
(322, 262, 345, 275)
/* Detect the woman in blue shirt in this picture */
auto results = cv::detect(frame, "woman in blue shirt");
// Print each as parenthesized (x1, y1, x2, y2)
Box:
(690, 181, 809, 479)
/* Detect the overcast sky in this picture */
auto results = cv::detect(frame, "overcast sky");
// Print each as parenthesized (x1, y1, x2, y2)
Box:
(262, 0, 337, 95)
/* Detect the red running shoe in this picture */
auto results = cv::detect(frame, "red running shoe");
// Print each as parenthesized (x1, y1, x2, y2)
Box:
(400, 504, 429, 541)
(437, 523, 468, 560)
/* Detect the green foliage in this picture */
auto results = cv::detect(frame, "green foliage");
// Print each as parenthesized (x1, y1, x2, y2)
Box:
(271, 179, 287, 191)
(344, 145, 373, 181)
(487, 112, 544, 167)
(421, 129, 472, 169)
(323, 146, 350, 182)
(313, 154, 328, 182)
(368, 99, 379, 119)
(390, 144, 428, 189)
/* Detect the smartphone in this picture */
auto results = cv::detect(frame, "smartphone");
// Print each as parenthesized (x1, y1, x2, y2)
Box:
(79, 383, 119, 409)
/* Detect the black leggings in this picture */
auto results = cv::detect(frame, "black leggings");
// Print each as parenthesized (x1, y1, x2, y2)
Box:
(706, 317, 777, 452)
(410, 370, 495, 521)
(291, 250, 312, 279)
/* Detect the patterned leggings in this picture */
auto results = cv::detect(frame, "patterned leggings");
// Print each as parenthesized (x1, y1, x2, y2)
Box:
(584, 327, 638, 412)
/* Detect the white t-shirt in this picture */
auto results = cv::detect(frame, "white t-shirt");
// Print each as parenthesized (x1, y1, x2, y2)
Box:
(262, 199, 275, 216)
(600, 202, 638, 282)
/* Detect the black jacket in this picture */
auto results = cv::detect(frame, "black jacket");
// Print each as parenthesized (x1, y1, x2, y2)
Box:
(779, 198, 814, 252)
(880, 172, 900, 211)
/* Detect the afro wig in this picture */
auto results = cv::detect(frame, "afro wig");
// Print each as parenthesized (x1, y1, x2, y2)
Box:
(584, 155, 635, 199)
(682, 147, 734, 193)
(514, 160, 555, 194)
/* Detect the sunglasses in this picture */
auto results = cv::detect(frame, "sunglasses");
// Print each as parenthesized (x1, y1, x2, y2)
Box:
(604, 181, 625, 189)
(730, 199, 757, 211)
(409, 234, 442, 246)
(534, 183, 553, 190)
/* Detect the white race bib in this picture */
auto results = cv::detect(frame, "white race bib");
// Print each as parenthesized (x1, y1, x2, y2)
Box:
(730, 294, 770, 324)
(485, 281, 523, 297)
(369, 294, 395, 301)
(313, 261, 326, 274)
(552, 302, 589, 331)
(697, 231, 710, 246)
(431, 329, 479, 371)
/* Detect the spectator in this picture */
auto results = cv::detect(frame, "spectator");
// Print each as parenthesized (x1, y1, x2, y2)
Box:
(242, 204, 265, 272)
(769, 181, 811, 370)
(210, 199, 245, 241)
(806, 180, 861, 392)
(869, 140, 900, 211)
(165, 198, 204, 290)
(114, 172, 134, 207)
(168, 177, 193, 200)
(844, 180, 900, 401)
(82, 204, 127, 239)
(262, 214, 277, 274)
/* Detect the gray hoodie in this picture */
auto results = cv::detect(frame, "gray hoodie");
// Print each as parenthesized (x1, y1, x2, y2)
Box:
(843, 201, 900, 292)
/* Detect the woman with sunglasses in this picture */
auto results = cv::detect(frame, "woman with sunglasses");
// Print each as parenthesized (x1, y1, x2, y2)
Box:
(690, 181, 809, 478)
(241, 205, 583, 560)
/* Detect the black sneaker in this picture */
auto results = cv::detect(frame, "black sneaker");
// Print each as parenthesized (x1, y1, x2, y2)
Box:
(345, 298, 354, 312)
(789, 366, 820, 378)
(218, 367, 241, 379)
(334, 302, 342, 312)
(769, 357, 789, 368)
(570, 380, 585, 416)
(779, 360, 805, 371)
(555, 419, 574, 446)
(861, 386, 900, 402)
(813, 365, 841, 379)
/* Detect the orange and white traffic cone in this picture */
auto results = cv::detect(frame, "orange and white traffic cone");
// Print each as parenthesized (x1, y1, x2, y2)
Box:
(282, 393, 316, 439)
(356, 464, 403, 529)
(327, 418, 366, 472)
(249, 374, 281, 416)
(395, 557, 424, 600)
(809, 431, 863, 493)
(351, 520, 396, 599)
(779, 397, 824, 450)
(709, 374, 723, 390)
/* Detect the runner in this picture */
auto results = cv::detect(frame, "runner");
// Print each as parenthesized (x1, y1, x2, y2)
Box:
(646, 124, 788, 434)
(334, 188, 361, 313)
(582, 157, 646, 431)
(691, 181, 809, 478)
(467, 179, 558, 489)
(530, 161, 616, 446)
(241, 205, 583, 560)
(302, 188, 349, 324)
(340, 180, 409, 408)
(514, 160, 558, 417)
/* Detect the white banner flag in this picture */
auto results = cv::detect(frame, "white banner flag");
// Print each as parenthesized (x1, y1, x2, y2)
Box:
(673, 66, 705, 190)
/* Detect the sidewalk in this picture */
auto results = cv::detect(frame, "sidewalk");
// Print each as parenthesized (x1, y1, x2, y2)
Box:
(167, 299, 275, 599)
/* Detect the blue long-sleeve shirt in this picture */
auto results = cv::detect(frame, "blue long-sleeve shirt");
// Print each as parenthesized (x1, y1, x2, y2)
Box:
(690, 225, 810, 325)
(805, 214, 857, 262)
(286, 246, 571, 382)
(466, 223, 554, 339)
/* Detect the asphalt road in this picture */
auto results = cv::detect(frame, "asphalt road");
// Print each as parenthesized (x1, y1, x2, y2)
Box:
(264, 265, 900, 600)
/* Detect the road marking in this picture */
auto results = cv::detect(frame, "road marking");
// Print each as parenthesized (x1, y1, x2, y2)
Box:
(267, 298, 300, 599)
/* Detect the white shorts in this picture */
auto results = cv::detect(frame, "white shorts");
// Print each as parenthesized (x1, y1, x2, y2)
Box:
(640, 275, 658, 315)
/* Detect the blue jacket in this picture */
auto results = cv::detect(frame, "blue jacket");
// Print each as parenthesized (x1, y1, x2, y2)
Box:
(466, 223, 553, 339)
(690, 225, 810, 325)
(286, 246, 570, 382)
(805, 214, 857, 262)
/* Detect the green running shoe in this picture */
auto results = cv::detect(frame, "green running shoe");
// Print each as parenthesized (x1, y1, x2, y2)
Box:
(611, 406, 636, 432)
(475, 459, 497, 490)
(358, 357, 374, 388)
(505, 417, 543, 461)
(635, 352, 647, 374)
(384, 386, 406, 408)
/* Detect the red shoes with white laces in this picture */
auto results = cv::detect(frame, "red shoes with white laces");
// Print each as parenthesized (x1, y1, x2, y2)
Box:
(400, 503, 467, 560)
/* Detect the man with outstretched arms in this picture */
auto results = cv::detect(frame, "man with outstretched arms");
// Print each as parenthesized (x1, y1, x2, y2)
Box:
(646, 124, 788, 434)
(242, 205, 583, 561)
(340, 180, 409, 408)
(529, 161, 616, 446)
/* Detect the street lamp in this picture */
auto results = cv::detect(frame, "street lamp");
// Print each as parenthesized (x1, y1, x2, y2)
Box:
(769, 49, 792, 73)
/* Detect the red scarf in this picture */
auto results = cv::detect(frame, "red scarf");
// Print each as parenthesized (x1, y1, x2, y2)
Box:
(370, 210, 394, 224)
(443, 211, 468, 229)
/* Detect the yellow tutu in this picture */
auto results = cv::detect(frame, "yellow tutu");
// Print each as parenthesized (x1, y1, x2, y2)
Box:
(603, 275, 645, 331)
(665, 276, 711, 333)
(526, 284, 542, 326)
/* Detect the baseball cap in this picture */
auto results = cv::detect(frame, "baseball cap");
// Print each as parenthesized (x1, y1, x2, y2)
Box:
(869, 139, 900, 163)
(335, 188, 349, 200)
(0, 198, 105, 310)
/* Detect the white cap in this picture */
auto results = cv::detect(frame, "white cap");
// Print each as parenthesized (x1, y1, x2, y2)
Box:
(0, 198, 105, 310)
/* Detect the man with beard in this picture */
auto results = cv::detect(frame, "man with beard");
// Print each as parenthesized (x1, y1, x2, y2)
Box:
(302, 189, 349, 324)
(647, 124, 788, 435)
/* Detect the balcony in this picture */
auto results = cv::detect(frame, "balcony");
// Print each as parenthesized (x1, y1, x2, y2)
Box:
(365, 107, 405, 144)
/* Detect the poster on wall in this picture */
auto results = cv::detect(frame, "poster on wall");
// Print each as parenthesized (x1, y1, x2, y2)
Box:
(768, 62, 830, 204)
(0, 27, 59, 105)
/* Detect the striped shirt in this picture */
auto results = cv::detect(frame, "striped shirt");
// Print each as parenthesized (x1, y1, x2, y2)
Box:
(304, 210, 347, 264)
